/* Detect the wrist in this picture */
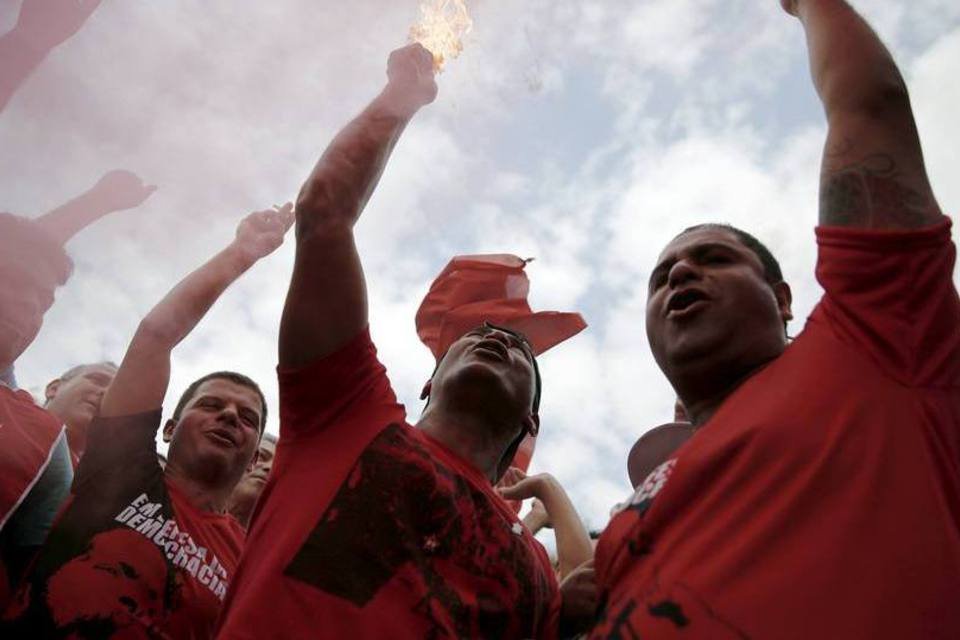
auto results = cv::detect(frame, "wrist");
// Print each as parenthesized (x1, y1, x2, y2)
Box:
(223, 242, 257, 272)
(376, 84, 424, 120)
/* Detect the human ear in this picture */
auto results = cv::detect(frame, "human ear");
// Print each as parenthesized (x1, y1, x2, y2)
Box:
(44, 378, 62, 402)
(525, 414, 540, 438)
(162, 419, 177, 443)
(774, 281, 793, 323)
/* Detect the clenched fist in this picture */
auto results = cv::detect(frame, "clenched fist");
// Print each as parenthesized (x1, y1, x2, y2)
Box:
(383, 44, 438, 115)
(89, 170, 157, 212)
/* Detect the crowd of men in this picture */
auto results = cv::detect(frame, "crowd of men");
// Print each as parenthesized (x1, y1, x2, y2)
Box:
(1, 0, 958, 638)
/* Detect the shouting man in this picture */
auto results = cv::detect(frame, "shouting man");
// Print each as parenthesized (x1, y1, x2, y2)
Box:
(592, 2, 960, 639)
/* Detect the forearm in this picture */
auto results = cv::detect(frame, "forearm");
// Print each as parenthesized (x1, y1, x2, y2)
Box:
(35, 190, 111, 245)
(0, 29, 47, 112)
(796, 0, 908, 119)
(295, 88, 416, 236)
(137, 244, 252, 349)
(103, 243, 252, 417)
(539, 483, 593, 579)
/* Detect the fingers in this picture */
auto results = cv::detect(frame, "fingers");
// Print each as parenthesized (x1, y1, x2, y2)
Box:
(496, 475, 538, 500)
(498, 466, 526, 488)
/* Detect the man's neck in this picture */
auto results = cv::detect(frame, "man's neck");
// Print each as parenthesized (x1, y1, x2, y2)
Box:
(416, 407, 514, 484)
(676, 356, 778, 427)
(163, 464, 234, 514)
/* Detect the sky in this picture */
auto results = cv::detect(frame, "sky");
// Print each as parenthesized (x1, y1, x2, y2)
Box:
(2, 0, 959, 533)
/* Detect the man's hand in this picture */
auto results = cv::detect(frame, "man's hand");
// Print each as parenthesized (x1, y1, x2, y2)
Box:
(232, 203, 295, 265)
(780, 0, 800, 17)
(497, 469, 560, 503)
(14, 0, 103, 52)
(88, 170, 157, 212)
(382, 43, 438, 115)
(559, 559, 598, 637)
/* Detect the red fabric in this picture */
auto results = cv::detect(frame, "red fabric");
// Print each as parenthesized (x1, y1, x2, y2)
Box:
(0, 386, 63, 607)
(415, 254, 586, 476)
(592, 220, 960, 639)
(217, 328, 561, 639)
(416, 254, 586, 360)
(0, 387, 63, 529)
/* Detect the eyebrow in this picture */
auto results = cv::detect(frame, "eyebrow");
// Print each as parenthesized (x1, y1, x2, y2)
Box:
(649, 241, 743, 287)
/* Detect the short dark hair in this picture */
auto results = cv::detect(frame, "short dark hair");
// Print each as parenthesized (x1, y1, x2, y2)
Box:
(680, 223, 784, 285)
(59, 361, 119, 382)
(171, 371, 267, 432)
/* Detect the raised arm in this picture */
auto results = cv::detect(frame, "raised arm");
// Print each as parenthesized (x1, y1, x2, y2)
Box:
(279, 44, 437, 368)
(783, 0, 942, 229)
(36, 170, 157, 245)
(101, 206, 294, 418)
(0, 0, 102, 113)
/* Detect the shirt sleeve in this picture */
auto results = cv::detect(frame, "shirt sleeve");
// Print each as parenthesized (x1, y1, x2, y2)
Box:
(277, 326, 403, 441)
(813, 218, 960, 387)
(73, 410, 164, 495)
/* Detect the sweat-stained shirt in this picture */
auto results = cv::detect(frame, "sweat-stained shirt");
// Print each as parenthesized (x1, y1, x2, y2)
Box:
(216, 328, 561, 639)
(1, 410, 245, 639)
(592, 220, 960, 639)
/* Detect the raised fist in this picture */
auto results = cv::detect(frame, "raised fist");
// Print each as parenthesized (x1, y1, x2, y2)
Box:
(780, 0, 800, 16)
(233, 203, 295, 264)
(90, 170, 157, 212)
(14, 0, 103, 51)
(384, 44, 438, 113)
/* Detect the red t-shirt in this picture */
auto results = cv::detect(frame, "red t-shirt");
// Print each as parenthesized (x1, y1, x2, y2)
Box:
(592, 220, 960, 639)
(2, 410, 245, 639)
(217, 329, 560, 639)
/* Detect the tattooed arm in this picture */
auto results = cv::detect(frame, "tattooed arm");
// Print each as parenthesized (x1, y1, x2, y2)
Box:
(783, 0, 943, 229)
(280, 44, 437, 367)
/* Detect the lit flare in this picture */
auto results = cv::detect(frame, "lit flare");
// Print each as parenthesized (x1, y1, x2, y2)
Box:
(409, 0, 473, 70)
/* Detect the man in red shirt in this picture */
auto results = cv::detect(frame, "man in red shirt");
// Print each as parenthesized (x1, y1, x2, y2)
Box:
(217, 45, 578, 639)
(2, 206, 293, 638)
(592, 2, 960, 638)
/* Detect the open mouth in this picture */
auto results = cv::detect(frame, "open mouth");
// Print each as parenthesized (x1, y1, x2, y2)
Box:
(667, 289, 710, 318)
(473, 339, 508, 361)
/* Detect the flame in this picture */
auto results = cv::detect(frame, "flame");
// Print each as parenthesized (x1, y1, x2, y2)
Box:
(409, 0, 473, 71)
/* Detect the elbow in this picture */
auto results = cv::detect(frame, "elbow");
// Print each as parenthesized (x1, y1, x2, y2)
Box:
(294, 182, 356, 242)
(825, 70, 913, 122)
(133, 316, 180, 351)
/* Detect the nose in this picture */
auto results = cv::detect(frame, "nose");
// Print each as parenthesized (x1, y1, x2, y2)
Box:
(667, 258, 700, 288)
(218, 405, 240, 428)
